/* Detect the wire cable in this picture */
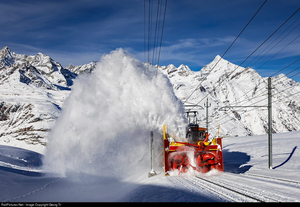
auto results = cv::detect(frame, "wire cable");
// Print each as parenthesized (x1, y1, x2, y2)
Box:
(188, 7, 300, 112)
(247, 16, 300, 68)
(144, 0, 167, 76)
(183, 0, 268, 105)
(156, 0, 167, 67)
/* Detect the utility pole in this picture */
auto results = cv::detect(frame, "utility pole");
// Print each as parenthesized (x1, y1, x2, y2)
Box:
(219, 77, 273, 170)
(204, 98, 211, 133)
(268, 77, 273, 169)
(148, 131, 157, 177)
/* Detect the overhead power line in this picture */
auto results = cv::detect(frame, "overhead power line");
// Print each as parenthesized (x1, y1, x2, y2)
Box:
(188, 6, 300, 112)
(215, 63, 300, 125)
(217, 72, 300, 126)
(212, 9, 300, 110)
(144, 0, 167, 72)
(256, 34, 300, 70)
(183, 0, 268, 105)
(247, 16, 300, 68)
(230, 58, 300, 108)
(156, 0, 167, 67)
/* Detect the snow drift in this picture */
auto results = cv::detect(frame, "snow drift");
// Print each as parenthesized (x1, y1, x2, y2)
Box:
(43, 49, 187, 179)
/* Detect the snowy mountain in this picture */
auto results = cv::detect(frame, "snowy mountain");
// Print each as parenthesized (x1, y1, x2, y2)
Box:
(0, 46, 94, 152)
(65, 61, 97, 75)
(1, 46, 300, 152)
(157, 55, 300, 137)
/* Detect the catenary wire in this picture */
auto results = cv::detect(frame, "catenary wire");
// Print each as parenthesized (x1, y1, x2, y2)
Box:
(187, 7, 300, 112)
(182, 0, 268, 105)
(216, 74, 300, 127)
(247, 15, 300, 68)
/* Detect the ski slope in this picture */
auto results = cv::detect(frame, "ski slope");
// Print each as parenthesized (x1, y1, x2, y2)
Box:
(0, 131, 299, 202)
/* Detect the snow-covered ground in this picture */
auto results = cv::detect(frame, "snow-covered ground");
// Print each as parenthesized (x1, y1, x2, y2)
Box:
(0, 130, 299, 202)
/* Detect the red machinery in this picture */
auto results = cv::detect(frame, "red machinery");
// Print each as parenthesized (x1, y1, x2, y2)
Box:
(163, 125, 224, 175)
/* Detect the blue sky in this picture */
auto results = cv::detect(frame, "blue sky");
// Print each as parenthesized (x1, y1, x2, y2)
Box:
(1, 0, 300, 81)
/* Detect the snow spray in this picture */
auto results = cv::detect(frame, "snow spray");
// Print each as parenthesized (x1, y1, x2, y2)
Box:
(43, 49, 187, 180)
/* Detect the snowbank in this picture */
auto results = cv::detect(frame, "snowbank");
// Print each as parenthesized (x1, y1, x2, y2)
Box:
(43, 49, 187, 179)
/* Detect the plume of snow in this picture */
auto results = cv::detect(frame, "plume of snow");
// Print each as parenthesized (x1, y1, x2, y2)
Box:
(43, 49, 187, 179)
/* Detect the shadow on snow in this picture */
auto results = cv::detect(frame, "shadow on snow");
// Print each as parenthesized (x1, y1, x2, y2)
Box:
(0, 145, 44, 177)
(273, 146, 297, 169)
(124, 182, 224, 202)
(222, 149, 252, 174)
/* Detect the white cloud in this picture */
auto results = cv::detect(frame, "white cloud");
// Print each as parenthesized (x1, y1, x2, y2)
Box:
(139, 37, 236, 67)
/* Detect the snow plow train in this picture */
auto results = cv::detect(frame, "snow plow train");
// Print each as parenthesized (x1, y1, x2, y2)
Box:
(163, 124, 224, 175)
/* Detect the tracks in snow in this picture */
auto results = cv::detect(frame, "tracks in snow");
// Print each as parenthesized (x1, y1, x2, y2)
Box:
(168, 172, 300, 202)
(194, 176, 275, 202)
(167, 176, 228, 202)
(243, 173, 300, 185)
(3, 178, 61, 202)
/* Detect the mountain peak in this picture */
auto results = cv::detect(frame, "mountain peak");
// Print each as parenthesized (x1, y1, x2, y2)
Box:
(214, 54, 222, 60)
(178, 64, 193, 76)
(1, 46, 10, 51)
(202, 54, 246, 76)
(212, 54, 231, 65)
(0, 46, 17, 67)
(0, 46, 14, 59)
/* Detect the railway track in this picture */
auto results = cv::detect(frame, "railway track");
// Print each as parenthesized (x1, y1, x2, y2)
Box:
(193, 176, 277, 202)
(242, 173, 300, 186)
(168, 172, 300, 202)
(169, 176, 269, 202)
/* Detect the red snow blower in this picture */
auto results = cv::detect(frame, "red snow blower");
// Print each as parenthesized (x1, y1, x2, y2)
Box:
(163, 124, 224, 175)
